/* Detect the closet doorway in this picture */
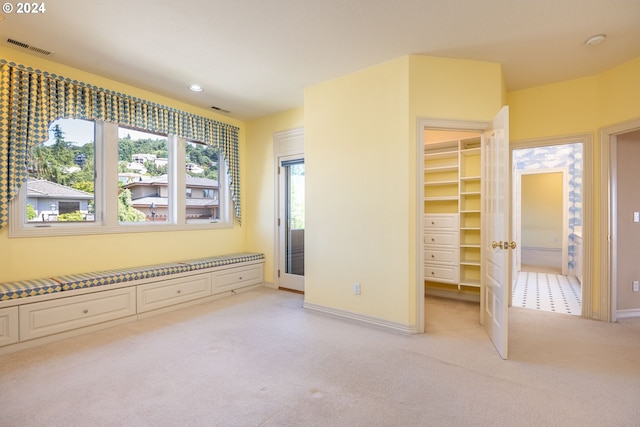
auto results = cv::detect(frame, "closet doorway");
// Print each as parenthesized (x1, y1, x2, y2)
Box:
(511, 140, 586, 316)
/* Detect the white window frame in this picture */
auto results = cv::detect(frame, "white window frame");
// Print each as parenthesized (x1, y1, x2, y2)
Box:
(9, 120, 233, 237)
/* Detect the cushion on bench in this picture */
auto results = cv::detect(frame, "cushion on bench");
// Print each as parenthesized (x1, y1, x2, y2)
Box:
(1, 252, 265, 298)
(0, 278, 62, 301)
(180, 252, 265, 271)
(53, 262, 191, 291)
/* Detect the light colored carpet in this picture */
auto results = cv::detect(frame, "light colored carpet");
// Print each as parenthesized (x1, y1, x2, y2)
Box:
(1, 288, 639, 426)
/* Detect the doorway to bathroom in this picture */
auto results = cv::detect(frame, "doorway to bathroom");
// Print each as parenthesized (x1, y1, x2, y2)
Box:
(511, 140, 585, 316)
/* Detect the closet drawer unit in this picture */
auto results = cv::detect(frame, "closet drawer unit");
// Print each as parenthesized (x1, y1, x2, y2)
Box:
(0, 307, 19, 347)
(424, 264, 459, 283)
(424, 214, 458, 230)
(424, 231, 458, 247)
(213, 264, 263, 294)
(424, 247, 458, 264)
(19, 287, 136, 341)
(137, 274, 212, 313)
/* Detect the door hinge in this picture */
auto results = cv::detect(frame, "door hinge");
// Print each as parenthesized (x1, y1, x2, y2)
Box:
(278, 218, 281, 226)
(278, 166, 281, 175)
(278, 269, 280, 278)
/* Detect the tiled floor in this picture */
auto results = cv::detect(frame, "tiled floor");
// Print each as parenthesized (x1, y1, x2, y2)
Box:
(512, 271, 582, 316)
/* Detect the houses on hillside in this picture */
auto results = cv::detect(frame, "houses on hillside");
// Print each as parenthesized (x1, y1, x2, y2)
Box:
(26, 179, 94, 221)
(26, 152, 218, 223)
(122, 175, 219, 221)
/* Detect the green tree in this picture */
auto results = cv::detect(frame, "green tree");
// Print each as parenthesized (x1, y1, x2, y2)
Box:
(26, 204, 37, 220)
(72, 181, 94, 194)
(58, 211, 85, 222)
(118, 189, 146, 222)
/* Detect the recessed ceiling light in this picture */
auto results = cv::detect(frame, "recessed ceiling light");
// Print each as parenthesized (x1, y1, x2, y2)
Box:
(189, 84, 203, 92)
(585, 34, 606, 46)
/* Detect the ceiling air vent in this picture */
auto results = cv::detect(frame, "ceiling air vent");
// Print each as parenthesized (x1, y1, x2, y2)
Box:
(6, 38, 53, 56)
(211, 105, 230, 114)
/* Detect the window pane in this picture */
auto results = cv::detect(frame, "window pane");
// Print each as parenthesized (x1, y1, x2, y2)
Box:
(26, 118, 96, 223)
(186, 141, 220, 222)
(118, 127, 168, 223)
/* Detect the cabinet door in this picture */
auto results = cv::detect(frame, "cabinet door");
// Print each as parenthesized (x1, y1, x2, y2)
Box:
(424, 265, 459, 283)
(424, 214, 458, 230)
(424, 231, 458, 247)
(19, 288, 136, 341)
(137, 274, 212, 313)
(424, 247, 458, 264)
(213, 264, 263, 294)
(0, 307, 19, 347)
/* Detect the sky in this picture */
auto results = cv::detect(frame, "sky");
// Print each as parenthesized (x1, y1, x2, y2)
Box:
(44, 118, 166, 146)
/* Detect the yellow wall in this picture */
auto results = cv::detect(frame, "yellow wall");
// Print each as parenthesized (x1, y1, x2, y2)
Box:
(521, 173, 563, 249)
(304, 55, 504, 329)
(0, 47, 247, 282)
(245, 107, 304, 284)
(304, 57, 411, 325)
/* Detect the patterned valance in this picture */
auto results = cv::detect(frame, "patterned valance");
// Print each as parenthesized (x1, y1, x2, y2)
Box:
(0, 59, 241, 228)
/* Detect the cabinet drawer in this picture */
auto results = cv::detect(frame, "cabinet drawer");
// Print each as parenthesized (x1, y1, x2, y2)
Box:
(213, 264, 263, 294)
(19, 288, 136, 341)
(424, 247, 458, 264)
(137, 274, 212, 313)
(424, 265, 459, 283)
(424, 214, 458, 230)
(0, 307, 19, 347)
(424, 231, 458, 247)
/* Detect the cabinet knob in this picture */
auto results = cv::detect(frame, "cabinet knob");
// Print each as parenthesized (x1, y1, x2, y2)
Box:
(431, 221, 435, 225)
(83, 309, 88, 314)
(431, 271, 435, 275)
(177, 289, 181, 294)
(239, 276, 243, 280)
(431, 238, 435, 242)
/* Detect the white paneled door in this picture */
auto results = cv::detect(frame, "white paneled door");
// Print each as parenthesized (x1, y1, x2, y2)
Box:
(481, 106, 511, 359)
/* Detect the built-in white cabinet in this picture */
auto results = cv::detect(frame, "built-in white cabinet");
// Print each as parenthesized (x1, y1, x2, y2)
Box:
(19, 287, 136, 341)
(1, 260, 264, 355)
(424, 214, 460, 284)
(424, 136, 483, 297)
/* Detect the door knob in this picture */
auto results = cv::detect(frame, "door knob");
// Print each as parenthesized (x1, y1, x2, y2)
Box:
(492, 241, 516, 249)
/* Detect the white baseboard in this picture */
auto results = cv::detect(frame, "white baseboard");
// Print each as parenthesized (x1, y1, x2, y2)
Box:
(616, 309, 640, 319)
(303, 301, 417, 334)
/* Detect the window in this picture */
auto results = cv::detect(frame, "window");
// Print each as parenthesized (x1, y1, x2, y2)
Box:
(11, 119, 232, 236)
(24, 118, 96, 224)
(118, 127, 169, 223)
(185, 141, 222, 223)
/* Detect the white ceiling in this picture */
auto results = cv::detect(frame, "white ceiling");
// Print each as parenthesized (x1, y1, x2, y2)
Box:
(1, 0, 639, 120)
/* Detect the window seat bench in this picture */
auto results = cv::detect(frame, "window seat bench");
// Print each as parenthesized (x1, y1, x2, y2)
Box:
(0, 252, 265, 355)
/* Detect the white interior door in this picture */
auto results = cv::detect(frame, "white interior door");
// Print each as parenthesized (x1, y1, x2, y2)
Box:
(481, 106, 511, 359)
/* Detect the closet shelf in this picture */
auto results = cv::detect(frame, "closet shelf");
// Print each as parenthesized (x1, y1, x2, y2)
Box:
(424, 196, 459, 202)
(424, 165, 458, 173)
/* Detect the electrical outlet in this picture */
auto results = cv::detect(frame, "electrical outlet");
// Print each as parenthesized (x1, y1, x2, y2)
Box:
(633, 281, 639, 292)
(353, 283, 361, 295)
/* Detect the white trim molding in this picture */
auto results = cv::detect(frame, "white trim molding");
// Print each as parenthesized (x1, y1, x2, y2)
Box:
(303, 302, 417, 334)
(616, 309, 640, 320)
